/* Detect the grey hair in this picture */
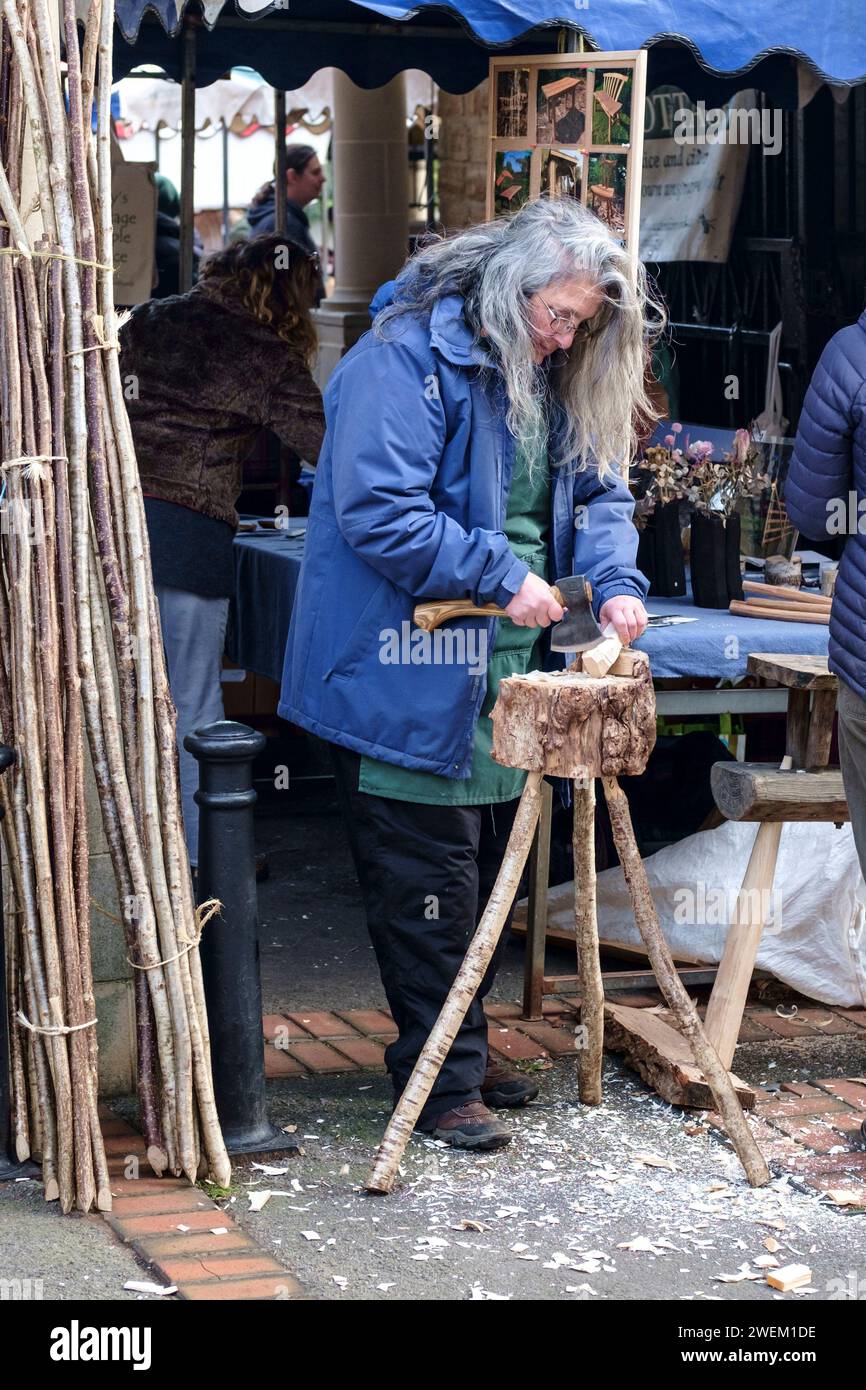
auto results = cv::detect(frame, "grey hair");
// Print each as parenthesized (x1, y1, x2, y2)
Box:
(375, 197, 664, 479)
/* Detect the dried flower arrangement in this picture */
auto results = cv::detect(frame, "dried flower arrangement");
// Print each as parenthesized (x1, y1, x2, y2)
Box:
(637, 424, 767, 518)
(686, 427, 768, 518)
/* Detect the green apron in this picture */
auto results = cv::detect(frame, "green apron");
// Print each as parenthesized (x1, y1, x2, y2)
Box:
(358, 445, 550, 805)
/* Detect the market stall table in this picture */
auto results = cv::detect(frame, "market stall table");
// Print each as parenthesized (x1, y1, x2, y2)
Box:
(635, 585, 830, 717)
(226, 518, 307, 683)
(227, 522, 831, 710)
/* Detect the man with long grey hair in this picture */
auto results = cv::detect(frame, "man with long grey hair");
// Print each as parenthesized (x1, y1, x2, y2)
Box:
(280, 197, 660, 1150)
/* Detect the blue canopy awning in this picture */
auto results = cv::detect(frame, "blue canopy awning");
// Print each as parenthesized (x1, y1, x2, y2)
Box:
(109, 0, 865, 92)
(361, 1, 866, 85)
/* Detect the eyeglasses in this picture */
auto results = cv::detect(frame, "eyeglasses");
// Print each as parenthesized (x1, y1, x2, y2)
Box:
(536, 293, 603, 341)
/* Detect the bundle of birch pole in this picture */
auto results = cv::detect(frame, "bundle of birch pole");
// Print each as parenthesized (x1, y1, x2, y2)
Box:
(0, 0, 230, 1211)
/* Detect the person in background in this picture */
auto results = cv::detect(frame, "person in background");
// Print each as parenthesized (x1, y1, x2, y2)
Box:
(280, 198, 657, 1152)
(785, 308, 866, 1151)
(121, 234, 325, 872)
(233, 144, 326, 304)
(153, 173, 201, 298)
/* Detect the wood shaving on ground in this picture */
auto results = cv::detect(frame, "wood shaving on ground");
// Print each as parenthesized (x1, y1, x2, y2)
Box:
(123, 1280, 177, 1296)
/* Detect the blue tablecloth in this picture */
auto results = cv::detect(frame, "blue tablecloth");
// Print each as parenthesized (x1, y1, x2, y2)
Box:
(227, 522, 830, 687)
(635, 585, 829, 680)
(226, 520, 307, 683)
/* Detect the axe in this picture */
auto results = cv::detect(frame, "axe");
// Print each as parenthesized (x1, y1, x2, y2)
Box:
(412, 573, 623, 678)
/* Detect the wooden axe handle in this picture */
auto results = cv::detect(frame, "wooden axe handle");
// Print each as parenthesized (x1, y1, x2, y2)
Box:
(729, 600, 828, 625)
(413, 585, 566, 632)
(742, 580, 830, 609)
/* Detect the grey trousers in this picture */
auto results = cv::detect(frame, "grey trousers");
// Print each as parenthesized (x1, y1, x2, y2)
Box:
(155, 585, 229, 867)
(837, 679, 866, 879)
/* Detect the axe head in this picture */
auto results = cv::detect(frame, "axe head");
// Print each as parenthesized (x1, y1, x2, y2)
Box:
(550, 573, 604, 652)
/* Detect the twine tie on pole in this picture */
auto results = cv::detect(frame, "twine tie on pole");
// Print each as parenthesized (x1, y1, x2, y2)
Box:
(16, 1011, 97, 1036)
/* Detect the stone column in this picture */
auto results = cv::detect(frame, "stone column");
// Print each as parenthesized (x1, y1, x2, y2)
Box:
(313, 72, 409, 385)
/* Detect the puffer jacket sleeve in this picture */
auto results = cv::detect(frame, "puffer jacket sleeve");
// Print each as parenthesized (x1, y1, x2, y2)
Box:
(573, 466, 649, 617)
(785, 330, 866, 541)
(328, 336, 528, 607)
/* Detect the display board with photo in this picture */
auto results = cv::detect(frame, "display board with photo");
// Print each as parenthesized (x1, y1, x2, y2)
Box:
(495, 68, 530, 139)
(540, 148, 584, 202)
(486, 50, 647, 255)
(589, 67, 632, 146)
(536, 68, 587, 146)
(587, 153, 628, 237)
(493, 149, 531, 216)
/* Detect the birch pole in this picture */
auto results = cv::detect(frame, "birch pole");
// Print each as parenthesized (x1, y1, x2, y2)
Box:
(0, 0, 230, 1208)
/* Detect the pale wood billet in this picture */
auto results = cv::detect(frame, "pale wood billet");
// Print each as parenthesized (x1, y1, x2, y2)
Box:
(573, 781, 603, 1104)
(580, 627, 623, 679)
(821, 567, 838, 598)
(604, 1003, 755, 1109)
(602, 776, 770, 1187)
(366, 772, 545, 1194)
(490, 651, 656, 780)
(710, 762, 848, 822)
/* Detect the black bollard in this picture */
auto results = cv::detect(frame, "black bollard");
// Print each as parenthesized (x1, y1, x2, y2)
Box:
(185, 720, 291, 1155)
(0, 743, 37, 1180)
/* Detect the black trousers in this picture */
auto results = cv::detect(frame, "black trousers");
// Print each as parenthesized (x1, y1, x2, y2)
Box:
(330, 745, 520, 1125)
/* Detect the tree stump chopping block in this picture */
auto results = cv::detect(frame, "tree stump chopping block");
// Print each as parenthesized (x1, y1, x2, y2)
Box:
(491, 650, 657, 1107)
(489, 648, 657, 781)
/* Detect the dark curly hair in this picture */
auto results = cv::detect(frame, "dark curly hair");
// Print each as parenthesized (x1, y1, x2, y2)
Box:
(199, 234, 319, 365)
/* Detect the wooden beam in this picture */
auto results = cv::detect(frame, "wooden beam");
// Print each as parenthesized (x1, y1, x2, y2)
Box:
(805, 687, 838, 770)
(785, 687, 810, 768)
(604, 1003, 755, 1109)
(710, 761, 848, 822)
(747, 652, 834, 689)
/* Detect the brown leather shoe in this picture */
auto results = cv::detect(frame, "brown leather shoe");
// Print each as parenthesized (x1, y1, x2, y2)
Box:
(429, 1102, 512, 1151)
(482, 1058, 540, 1109)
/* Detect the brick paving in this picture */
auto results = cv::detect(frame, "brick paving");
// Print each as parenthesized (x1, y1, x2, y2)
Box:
(97, 1108, 305, 1302)
(263, 992, 866, 1208)
(97, 993, 866, 1300)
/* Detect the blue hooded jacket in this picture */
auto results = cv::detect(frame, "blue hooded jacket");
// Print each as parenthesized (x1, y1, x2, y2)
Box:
(277, 294, 648, 778)
(784, 312, 866, 701)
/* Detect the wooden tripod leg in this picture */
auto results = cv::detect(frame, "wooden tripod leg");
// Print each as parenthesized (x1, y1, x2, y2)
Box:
(574, 778, 603, 1105)
(703, 822, 784, 1069)
(602, 777, 770, 1188)
(522, 779, 553, 1020)
(704, 754, 791, 1070)
(366, 771, 545, 1195)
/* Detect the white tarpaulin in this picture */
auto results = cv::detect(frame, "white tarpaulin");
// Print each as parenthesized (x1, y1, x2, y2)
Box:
(594, 821, 866, 1008)
(639, 89, 753, 264)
